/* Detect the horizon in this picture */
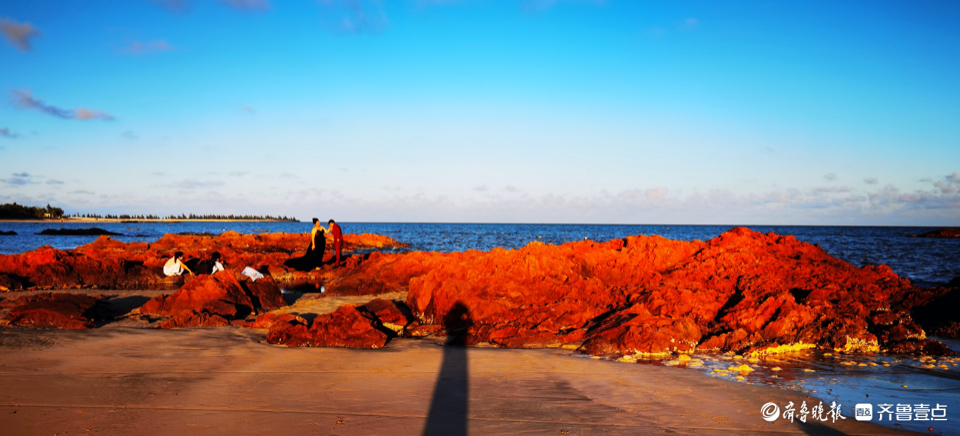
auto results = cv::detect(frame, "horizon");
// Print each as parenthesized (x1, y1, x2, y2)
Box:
(2, 0, 959, 226)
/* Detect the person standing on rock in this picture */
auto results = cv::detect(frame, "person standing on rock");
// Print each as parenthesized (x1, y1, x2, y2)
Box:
(163, 251, 192, 276)
(322, 219, 343, 266)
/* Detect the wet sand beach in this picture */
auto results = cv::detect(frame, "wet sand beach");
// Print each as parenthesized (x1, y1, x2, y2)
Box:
(0, 292, 918, 435)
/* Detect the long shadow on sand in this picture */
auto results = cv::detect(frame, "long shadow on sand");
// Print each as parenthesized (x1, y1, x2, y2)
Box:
(423, 302, 472, 436)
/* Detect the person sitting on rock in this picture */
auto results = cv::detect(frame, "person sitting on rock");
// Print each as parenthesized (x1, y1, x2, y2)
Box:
(210, 252, 225, 274)
(163, 251, 193, 276)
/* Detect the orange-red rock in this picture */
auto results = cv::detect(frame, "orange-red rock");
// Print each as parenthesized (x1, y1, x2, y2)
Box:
(400, 227, 952, 356)
(912, 228, 960, 238)
(3, 292, 100, 329)
(0, 231, 408, 290)
(267, 304, 388, 348)
(138, 272, 255, 319)
(361, 298, 410, 334)
(243, 313, 308, 331)
(156, 310, 231, 329)
(240, 276, 285, 311)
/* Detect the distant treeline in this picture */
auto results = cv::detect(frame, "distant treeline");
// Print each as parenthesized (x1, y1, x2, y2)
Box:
(67, 213, 298, 221)
(0, 202, 296, 221)
(0, 203, 65, 219)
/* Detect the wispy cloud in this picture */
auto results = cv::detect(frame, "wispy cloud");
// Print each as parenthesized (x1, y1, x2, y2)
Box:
(824, 173, 837, 181)
(0, 127, 18, 139)
(221, 0, 271, 11)
(864, 177, 878, 185)
(681, 17, 699, 31)
(240, 105, 256, 114)
(121, 39, 174, 55)
(472, 185, 488, 192)
(523, 0, 607, 13)
(70, 189, 94, 195)
(228, 171, 249, 177)
(2, 173, 38, 186)
(154, 0, 193, 13)
(121, 131, 138, 140)
(319, 0, 389, 34)
(166, 179, 225, 189)
(46, 179, 64, 185)
(1, 18, 40, 52)
(11, 89, 116, 121)
(934, 172, 960, 195)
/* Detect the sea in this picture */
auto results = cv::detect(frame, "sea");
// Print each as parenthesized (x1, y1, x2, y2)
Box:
(1, 221, 959, 433)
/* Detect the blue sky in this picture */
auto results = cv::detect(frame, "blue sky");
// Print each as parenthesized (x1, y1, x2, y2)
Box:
(1, 0, 958, 225)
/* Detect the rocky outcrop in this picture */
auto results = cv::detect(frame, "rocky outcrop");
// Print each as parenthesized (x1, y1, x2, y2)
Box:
(244, 313, 308, 331)
(361, 298, 411, 335)
(136, 272, 285, 327)
(2, 293, 101, 329)
(906, 279, 960, 338)
(37, 228, 122, 236)
(138, 272, 256, 319)
(267, 305, 389, 348)
(911, 228, 960, 238)
(0, 231, 408, 290)
(0, 273, 24, 291)
(403, 227, 954, 356)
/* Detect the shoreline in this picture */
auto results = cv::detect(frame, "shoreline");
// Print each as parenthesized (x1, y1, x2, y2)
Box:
(0, 315, 916, 435)
(0, 288, 950, 434)
(0, 218, 300, 223)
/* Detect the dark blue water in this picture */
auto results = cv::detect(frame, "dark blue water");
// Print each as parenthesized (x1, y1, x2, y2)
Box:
(0, 222, 957, 285)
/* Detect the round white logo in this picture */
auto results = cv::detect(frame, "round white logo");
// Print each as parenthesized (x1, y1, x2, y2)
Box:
(761, 402, 780, 422)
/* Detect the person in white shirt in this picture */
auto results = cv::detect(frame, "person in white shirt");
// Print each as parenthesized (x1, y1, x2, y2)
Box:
(163, 251, 193, 276)
(210, 252, 225, 274)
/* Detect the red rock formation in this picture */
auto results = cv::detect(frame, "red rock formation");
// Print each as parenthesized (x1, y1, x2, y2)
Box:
(3, 293, 100, 329)
(912, 228, 960, 238)
(402, 228, 952, 356)
(157, 310, 231, 329)
(134, 272, 286, 328)
(361, 298, 411, 335)
(244, 313, 308, 331)
(138, 272, 255, 319)
(240, 276, 285, 312)
(0, 273, 23, 291)
(0, 231, 407, 290)
(266, 304, 388, 348)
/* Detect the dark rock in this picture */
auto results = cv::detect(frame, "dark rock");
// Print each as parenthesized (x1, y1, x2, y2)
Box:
(911, 228, 960, 238)
(37, 228, 122, 236)
(0, 231, 16, 236)
(3, 292, 100, 329)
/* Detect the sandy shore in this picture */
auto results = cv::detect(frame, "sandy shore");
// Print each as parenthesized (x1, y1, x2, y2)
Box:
(0, 293, 919, 435)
